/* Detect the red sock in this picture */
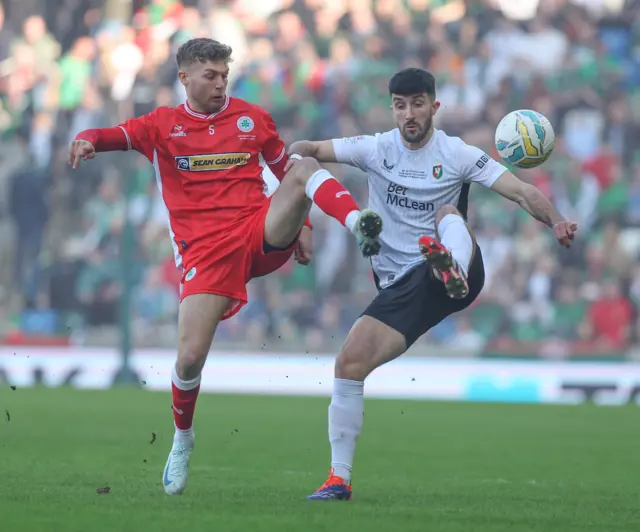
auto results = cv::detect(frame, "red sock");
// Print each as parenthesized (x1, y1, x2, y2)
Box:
(306, 170, 360, 227)
(171, 368, 201, 430)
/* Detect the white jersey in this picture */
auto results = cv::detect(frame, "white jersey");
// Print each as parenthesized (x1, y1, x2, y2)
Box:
(332, 128, 506, 289)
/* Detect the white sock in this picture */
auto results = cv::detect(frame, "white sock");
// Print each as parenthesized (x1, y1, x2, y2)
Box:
(345, 210, 360, 235)
(304, 169, 334, 199)
(437, 213, 473, 275)
(174, 425, 194, 447)
(329, 378, 364, 483)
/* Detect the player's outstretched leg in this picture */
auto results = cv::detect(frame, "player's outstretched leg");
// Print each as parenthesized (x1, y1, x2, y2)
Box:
(307, 316, 405, 501)
(419, 204, 474, 300)
(268, 157, 382, 257)
(163, 293, 230, 495)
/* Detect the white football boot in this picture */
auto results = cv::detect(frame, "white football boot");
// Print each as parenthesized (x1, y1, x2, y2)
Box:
(162, 440, 193, 495)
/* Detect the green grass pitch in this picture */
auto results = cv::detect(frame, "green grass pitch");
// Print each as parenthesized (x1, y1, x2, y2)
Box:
(1, 387, 639, 531)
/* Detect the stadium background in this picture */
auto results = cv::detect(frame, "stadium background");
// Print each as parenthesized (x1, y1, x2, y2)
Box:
(2, 2, 640, 529)
(0, 0, 637, 363)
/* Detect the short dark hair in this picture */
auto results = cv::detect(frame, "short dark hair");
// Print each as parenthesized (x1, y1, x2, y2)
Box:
(389, 68, 436, 99)
(176, 38, 233, 68)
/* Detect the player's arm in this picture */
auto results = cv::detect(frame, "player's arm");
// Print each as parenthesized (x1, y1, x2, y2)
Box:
(492, 170, 578, 248)
(260, 109, 313, 230)
(69, 112, 157, 168)
(260, 109, 291, 181)
(459, 142, 577, 248)
(289, 135, 376, 172)
(490, 171, 565, 228)
(68, 127, 128, 168)
(288, 140, 339, 163)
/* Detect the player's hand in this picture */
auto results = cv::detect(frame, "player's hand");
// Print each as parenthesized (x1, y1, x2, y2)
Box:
(295, 225, 313, 266)
(283, 154, 302, 174)
(553, 221, 578, 248)
(284, 159, 295, 174)
(68, 139, 96, 169)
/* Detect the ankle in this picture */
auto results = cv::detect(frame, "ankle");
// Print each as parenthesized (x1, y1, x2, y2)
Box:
(174, 426, 194, 446)
(332, 464, 352, 483)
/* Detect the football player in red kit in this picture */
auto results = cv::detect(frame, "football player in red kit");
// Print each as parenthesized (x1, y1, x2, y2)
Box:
(68, 38, 383, 495)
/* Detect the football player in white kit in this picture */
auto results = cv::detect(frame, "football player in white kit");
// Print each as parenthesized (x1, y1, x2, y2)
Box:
(286, 68, 579, 501)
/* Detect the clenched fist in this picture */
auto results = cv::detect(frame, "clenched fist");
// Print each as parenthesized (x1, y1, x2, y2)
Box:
(553, 221, 579, 248)
(68, 139, 96, 169)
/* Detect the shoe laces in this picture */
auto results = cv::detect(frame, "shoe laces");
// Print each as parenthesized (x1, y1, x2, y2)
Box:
(318, 469, 349, 490)
(169, 444, 189, 476)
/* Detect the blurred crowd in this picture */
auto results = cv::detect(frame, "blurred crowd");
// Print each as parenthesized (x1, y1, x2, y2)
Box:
(0, 0, 638, 358)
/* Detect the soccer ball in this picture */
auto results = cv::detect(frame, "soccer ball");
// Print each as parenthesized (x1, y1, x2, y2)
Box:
(494, 110, 556, 169)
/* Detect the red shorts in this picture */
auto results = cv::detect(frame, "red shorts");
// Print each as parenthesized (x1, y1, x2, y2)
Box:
(178, 198, 297, 320)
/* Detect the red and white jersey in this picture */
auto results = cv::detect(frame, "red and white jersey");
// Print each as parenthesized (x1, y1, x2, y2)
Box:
(118, 96, 287, 267)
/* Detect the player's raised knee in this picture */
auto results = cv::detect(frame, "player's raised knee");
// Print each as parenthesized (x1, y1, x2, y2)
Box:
(286, 156, 322, 185)
(435, 204, 461, 225)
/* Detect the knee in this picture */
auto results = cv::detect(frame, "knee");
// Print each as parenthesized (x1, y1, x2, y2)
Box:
(435, 204, 461, 226)
(335, 340, 377, 381)
(286, 156, 322, 187)
(176, 342, 209, 380)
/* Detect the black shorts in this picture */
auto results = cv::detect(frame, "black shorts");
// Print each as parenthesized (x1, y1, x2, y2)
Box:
(362, 246, 485, 348)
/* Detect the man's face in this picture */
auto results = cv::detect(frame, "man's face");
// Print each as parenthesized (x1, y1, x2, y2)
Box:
(179, 60, 229, 113)
(391, 93, 439, 145)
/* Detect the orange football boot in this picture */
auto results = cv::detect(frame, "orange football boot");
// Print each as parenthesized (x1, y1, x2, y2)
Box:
(419, 235, 469, 299)
(307, 469, 353, 501)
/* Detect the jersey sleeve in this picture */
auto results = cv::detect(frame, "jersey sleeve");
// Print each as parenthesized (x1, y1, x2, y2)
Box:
(261, 165, 281, 197)
(456, 141, 506, 187)
(259, 109, 287, 178)
(331, 135, 376, 173)
(117, 110, 159, 162)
